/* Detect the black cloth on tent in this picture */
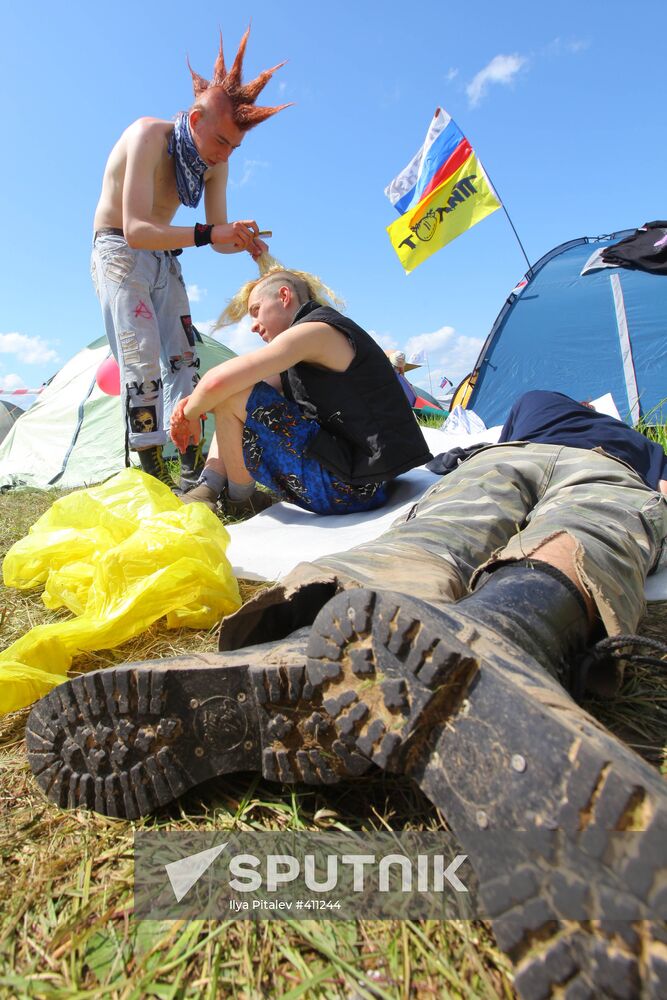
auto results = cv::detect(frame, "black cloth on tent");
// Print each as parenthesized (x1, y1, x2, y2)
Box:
(600, 221, 667, 274)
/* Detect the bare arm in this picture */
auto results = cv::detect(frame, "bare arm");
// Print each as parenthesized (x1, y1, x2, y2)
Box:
(182, 322, 352, 419)
(204, 164, 231, 255)
(121, 122, 262, 253)
(122, 125, 198, 249)
(205, 165, 246, 256)
(204, 167, 268, 258)
(263, 372, 284, 391)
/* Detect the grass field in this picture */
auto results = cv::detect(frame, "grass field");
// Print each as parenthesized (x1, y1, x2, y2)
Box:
(1, 463, 666, 998)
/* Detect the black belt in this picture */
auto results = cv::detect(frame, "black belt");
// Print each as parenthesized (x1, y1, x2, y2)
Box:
(94, 226, 124, 239)
(93, 227, 182, 256)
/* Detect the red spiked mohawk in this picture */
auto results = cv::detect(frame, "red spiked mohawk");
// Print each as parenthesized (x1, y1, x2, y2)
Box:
(189, 26, 291, 131)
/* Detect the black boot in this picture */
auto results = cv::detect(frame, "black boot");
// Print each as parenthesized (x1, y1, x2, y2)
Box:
(179, 441, 206, 492)
(450, 561, 591, 692)
(302, 580, 667, 1000)
(26, 626, 368, 820)
(137, 446, 179, 492)
(26, 571, 667, 998)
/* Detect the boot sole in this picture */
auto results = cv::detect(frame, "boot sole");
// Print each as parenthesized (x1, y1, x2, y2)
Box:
(26, 588, 667, 997)
(25, 631, 371, 821)
(26, 582, 467, 819)
(307, 588, 667, 1000)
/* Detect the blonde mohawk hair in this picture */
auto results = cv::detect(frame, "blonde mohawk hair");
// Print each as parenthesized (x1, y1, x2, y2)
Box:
(216, 254, 346, 328)
(189, 26, 291, 131)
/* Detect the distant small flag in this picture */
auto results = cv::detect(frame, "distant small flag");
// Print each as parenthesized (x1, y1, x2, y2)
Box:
(439, 375, 453, 389)
(408, 349, 427, 365)
(384, 107, 501, 273)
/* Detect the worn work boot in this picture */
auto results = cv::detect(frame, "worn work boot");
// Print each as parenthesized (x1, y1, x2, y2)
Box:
(221, 487, 276, 518)
(26, 567, 667, 998)
(179, 482, 220, 512)
(137, 446, 179, 493)
(179, 441, 206, 492)
(26, 627, 370, 818)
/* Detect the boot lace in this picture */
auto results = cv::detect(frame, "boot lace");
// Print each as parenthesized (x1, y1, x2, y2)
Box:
(574, 633, 667, 699)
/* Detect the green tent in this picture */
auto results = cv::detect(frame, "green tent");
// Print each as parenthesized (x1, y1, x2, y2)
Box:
(0, 400, 24, 446)
(0, 334, 235, 490)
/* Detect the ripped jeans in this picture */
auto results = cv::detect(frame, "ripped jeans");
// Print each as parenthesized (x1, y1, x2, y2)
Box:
(91, 231, 200, 449)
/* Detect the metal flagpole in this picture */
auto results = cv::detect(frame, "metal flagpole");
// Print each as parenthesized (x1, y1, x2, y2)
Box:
(482, 167, 533, 276)
(426, 354, 433, 395)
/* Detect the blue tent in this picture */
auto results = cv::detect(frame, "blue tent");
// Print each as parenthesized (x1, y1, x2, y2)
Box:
(463, 230, 667, 427)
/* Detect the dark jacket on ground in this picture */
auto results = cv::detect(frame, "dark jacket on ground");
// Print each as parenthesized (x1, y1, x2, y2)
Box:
(280, 302, 431, 484)
(499, 390, 667, 490)
(428, 390, 667, 490)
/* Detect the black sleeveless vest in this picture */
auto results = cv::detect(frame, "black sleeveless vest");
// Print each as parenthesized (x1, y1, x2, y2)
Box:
(280, 302, 432, 484)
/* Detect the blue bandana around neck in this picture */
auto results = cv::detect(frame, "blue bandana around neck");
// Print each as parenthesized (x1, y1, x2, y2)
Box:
(167, 112, 209, 208)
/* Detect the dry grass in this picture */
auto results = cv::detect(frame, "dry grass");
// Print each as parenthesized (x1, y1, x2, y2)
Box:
(1, 484, 666, 999)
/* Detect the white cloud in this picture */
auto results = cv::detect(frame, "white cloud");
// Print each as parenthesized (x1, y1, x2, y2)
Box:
(446, 67, 459, 82)
(193, 318, 219, 340)
(196, 314, 259, 357)
(399, 326, 483, 386)
(229, 159, 269, 189)
(466, 53, 527, 108)
(0, 372, 26, 390)
(367, 329, 399, 353)
(546, 37, 589, 57)
(0, 372, 41, 407)
(405, 326, 457, 356)
(186, 283, 206, 303)
(0, 332, 59, 365)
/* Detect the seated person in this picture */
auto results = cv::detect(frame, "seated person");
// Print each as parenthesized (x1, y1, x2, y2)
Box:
(386, 350, 417, 406)
(170, 267, 431, 514)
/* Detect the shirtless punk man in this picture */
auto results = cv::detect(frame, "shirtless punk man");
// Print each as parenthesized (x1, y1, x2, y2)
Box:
(91, 26, 289, 489)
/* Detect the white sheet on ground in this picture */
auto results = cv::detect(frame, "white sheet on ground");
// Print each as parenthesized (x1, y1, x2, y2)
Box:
(226, 425, 499, 581)
(225, 421, 667, 601)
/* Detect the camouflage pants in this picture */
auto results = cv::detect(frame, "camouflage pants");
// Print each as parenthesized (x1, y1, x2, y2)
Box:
(220, 443, 667, 649)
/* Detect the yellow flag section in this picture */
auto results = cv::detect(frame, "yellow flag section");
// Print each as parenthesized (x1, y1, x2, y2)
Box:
(387, 152, 501, 273)
(0, 469, 241, 714)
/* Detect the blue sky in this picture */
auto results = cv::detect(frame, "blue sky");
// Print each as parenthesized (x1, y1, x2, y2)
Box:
(1, 1, 665, 403)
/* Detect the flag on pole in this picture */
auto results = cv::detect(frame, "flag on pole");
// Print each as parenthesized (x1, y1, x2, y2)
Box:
(408, 349, 427, 365)
(439, 375, 452, 389)
(510, 277, 528, 296)
(384, 108, 501, 273)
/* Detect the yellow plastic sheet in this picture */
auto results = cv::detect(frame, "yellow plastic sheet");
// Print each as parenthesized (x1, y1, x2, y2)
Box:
(1, 469, 241, 714)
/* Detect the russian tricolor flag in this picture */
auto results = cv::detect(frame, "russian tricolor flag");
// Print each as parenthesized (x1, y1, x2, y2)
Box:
(384, 107, 501, 273)
(384, 108, 472, 216)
